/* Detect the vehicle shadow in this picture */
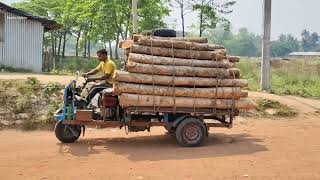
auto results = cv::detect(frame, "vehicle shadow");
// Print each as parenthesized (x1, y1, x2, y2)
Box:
(57, 132, 268, 161)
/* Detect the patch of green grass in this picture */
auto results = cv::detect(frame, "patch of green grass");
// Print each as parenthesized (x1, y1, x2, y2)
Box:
(256, 99, 298, 117)
(237, 58, 320, 98)
(43, 82, 62, 95)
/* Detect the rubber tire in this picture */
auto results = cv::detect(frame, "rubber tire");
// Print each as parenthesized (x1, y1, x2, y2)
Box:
(152, 29, 176, 37)
(54, 121, 81, 143)
(175, 117, 207, 147)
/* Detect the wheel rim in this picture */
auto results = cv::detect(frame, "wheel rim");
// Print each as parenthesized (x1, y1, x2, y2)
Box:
(184, 124, 200, 141)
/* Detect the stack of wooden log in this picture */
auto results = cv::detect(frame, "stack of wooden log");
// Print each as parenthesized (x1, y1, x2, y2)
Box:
(113, 36, 256, 111)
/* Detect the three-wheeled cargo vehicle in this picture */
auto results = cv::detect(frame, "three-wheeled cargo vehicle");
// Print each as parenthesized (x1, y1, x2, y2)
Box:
(54, 72, 238, 147)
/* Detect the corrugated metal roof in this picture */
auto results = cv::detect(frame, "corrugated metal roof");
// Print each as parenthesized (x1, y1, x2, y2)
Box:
(0, 2, 62, 30)
(289, 52, 320, 56)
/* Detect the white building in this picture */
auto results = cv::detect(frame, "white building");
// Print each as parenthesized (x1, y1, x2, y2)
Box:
(0, 3, 60, 72)
(288, 52, 320, 59)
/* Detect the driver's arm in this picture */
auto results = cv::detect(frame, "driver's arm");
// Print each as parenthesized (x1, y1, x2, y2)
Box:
(88, 74, 110, 81)
(84, 69, 99, 76)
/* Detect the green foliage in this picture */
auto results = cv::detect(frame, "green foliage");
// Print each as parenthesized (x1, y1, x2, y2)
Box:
(207, 27, 261, 57)
(138, 0, 170, 30)
(43, 82, 62, 95)
(44, 101, 62, 124)
(26, 77, 42, 92)
(13, 0, 171, 64)
(257, 99, 297, 117)
(192, 0, 235, 36)
(271, 34, 300, 57)
(237, 58, 320, 98)
(301, 29, 320, 52)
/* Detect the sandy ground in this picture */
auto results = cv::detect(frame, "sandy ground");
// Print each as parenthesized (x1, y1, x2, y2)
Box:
(0, 73, 76, 85)
(1, 73, 320, 180)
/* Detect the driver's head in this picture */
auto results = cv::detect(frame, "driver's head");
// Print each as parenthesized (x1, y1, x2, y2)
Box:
(97, 49, 108, 61)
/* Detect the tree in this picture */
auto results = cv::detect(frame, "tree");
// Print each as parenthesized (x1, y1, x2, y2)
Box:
(138, 0, 170, 31)
(13, 0, 171, 62)
(301, 29, 320, 52)
(223, 28, 260, 57)
(271, 34, 300, 57)
(192, 0, 235, 37)
(170, 0, 193, 37)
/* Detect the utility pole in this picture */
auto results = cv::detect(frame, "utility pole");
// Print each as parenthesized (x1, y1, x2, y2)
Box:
(132, 0, 138, 34)
(261, 0, 272, 91)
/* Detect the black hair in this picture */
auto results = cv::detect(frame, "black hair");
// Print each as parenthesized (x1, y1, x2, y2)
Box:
(97, 49, 108, 56)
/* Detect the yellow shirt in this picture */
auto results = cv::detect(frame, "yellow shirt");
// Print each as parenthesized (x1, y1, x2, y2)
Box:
(95, 59, 117, 84)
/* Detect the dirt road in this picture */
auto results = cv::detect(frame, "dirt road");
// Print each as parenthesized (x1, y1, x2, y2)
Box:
(0, 73, 75, 85)
(1, 74, 320, 179)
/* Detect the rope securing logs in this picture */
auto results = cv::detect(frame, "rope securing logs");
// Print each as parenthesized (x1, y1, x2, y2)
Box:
(114, 36, 256, 111)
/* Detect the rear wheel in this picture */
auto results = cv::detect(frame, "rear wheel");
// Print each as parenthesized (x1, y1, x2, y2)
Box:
(54, 121, 81, 143)
(175, 117, 207, 147)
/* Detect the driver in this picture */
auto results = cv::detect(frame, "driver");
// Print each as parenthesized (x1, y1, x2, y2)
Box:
(81, 49, 117, 100)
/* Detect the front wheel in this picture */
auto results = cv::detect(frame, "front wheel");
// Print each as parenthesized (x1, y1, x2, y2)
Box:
(175, 117, 207, 147)
(54, 121, 81, 143)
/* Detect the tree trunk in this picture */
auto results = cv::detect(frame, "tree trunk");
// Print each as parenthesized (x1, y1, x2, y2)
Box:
(83, 38, 87, 58)
(76, 31, 81, 57)
(51, 32, 55, 57)
(131, 44, 226, 60)
(128, 53, 234, 68)
(57, 33, 62, 64)
(180, 3, 185, 37)
(124, 25, 128, 40)
(88, 38, 91, 59)
(126, 62, 240, 78)
(119, 93, 256, 110)
(199, 1, 204, 37)
(62, 32, 67, 58)
(114, 71, 248, 87)
(108, 41, 113, 59)
(115, 34, 120, 59)
(114, 82, 248, 99)
(137, 36, 225, 50)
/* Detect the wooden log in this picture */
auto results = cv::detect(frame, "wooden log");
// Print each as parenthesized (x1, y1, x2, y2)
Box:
(119, 40, 134, 49)
(113, 82, 248, 99)
(128, 53, 234, 68)
(227, 56, 240, 63)
(137, 36, 224, 50)
(113, 71, 248, 88)
(131, 44, 226, 60)
(119, 93, 256, 110)
(126, 62, 240, 78)
(133, 35, 208, 43)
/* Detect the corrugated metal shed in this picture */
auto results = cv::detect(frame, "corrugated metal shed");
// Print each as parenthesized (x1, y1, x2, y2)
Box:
(0, 2, 61, 72)
(289, 52, 320, 56)
(1, 11, 43, 72)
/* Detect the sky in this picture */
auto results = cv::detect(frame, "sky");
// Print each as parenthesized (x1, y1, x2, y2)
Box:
(3, 0, 320, 39)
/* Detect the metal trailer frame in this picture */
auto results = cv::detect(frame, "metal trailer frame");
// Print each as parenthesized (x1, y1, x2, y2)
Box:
(54, 75, 239, 147)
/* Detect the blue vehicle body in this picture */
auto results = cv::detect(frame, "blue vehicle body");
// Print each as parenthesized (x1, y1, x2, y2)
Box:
(54, 80, 77, 122)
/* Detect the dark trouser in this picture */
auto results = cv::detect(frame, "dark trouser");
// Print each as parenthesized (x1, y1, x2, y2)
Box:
(86, 82, 112, 103)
